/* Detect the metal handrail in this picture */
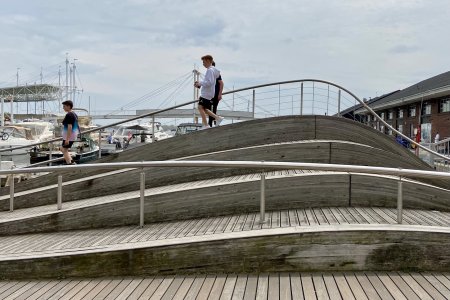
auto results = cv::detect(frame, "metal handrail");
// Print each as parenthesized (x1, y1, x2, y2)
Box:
(1, 78, 448, 164)
(4, 160, 450, 227)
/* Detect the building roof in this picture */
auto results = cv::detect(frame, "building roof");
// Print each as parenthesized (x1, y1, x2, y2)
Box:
(0, 84, 62, 102)
(339, 90, 399, 116)
(355, 71, 450, 114)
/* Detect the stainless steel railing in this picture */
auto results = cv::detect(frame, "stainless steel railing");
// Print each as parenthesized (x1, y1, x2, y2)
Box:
(3, 160, 449, 227)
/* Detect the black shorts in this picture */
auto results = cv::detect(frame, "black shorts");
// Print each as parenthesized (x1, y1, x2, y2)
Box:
(61, 140, 74, 149)
(198, 97, 212, 110)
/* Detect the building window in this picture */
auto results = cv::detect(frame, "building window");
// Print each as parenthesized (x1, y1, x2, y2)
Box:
(408, 106, 416, 117)
(388, 128, 393, 135)
(367, 115, 371, 122)
(388, 111, 394, 120)
(397, 109, 404, 119)
(397, 124, 403, 133)
(380, 112, 385, 120)
(422, 102, 431, 115)
(440, 98, 450, 113)
(380, 125, 385, 133)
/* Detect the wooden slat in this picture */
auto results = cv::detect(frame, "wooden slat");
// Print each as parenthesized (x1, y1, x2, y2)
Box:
(268, 273, 280, 300)
(329, 207, 349, 224)
(20, 281, 59, 300)
(255, 274, 269, 300)
(219, 275, 237, 300)
(397, 273, 434, 300)
(138, 277, 165, 300)
(344, 207, 368, 224)
(322, 274, 342, 300)
(387, 273, 420, 300)
(59, 281, 92, 300)
(207, 275, 226, 300)
(322, 207, 339, 225)
(281, 210, 291, 228)
(171, 276, 195, 300)
(344, 273, 368, 300)
(410, 273, 448, 300)
(365, 273, 394, 300)
(354, 274, 380, 300)
(312, 274, 330, 300)
(184, 276, 207, 300)
(123, 278, 154, 300)
(1, 281, 34, 300)
(280, 273, 292, 300)
(376, 273, 407, 300)
(47, 280, 82, 300)
(67, 279, 103, 300)
(149, 277, 175, 300)
(290, 273, 305, 300)
(431, 273, 450, 291)
(35, 280, 76, 300)
(243, 275, 258, 300)
(301, 274, 317, 300)
(89, 279, 124, 300)
(312, 208, 328, 225)
(232, 274, 247, 300)
(160, 277, 185, 300)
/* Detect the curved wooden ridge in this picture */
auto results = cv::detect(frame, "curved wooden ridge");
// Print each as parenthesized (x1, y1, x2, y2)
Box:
(1, 116, 446, 211)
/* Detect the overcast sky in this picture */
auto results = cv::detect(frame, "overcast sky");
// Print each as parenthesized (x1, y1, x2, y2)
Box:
(1, 0, 450, 116)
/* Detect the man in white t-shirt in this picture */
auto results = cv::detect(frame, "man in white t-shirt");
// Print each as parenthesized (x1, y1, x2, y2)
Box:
(194, 55, 224, 129)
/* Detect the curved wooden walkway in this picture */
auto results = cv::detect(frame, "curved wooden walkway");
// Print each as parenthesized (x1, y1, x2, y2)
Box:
(0, 272, 449, 299)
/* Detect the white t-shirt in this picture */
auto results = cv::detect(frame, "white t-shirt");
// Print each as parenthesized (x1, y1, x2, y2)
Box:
(199, 66, 220, 100)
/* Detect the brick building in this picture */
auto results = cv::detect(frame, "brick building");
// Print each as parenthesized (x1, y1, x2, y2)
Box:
(342, 71, 450, 143)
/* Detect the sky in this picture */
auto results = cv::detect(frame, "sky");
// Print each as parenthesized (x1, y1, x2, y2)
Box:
(1, 0, 450, 120)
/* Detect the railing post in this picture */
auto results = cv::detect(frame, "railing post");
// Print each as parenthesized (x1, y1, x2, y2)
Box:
(259, 172, 266, 224)
(49, 142, 53, 166)
(397, 175, 403, 224)
(152, 116, 155, 143)
(337, 89, 341, 117)
(300, 83, 304, 116)
(9, 174, 14, 212)
(98, 130, 102, 159)
(252, 89, 256, 119)
(140, 170, 145, 228)
(57, 175, 63, 210)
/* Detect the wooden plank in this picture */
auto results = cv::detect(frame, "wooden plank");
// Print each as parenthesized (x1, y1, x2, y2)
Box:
(281, 210, 291, 227)
(20, 280, 59, 300)
(219, 275, 237, 300)
(334, 274, 355, 300)
(115, 278, 146, 300)
(301, 274, 316, 300)
(322, 207, 339, 225)
(243, 213, 257, 231)
(233, 214, 249, 232)
(208, 275, 227, 300)
(66, 279, 103, 300)
(88, 279, 123, 299)
(138, 277, 165, 299)
(160, 277, 185, 300)
(290, 273, 305, 300)
(280, 273, 292, 300)
(312, 208, 328, 225)
(397, 273, 433, 300)
(343, 207, 368, 224)
(414, 211, 448, 226)
(243, 274, 258, 300)
(297, 209, 310, 226)
(365, 273, 394, 300)
(58, 281, 91, 300)
(1, 281, 35, 300)
(232, 274, 248, 300)
(172, 276, 195, 300)
(262, 211, 273, 229)
(422, 273, 450, 298)
(0, 281, 21, 297)
(36, 280, 76, 300)
(354, 273, 380, 300)
(411, 273, 448, 300)
(370, 208, 396, 224)
(354, 207, 382, 224)
(268, 273, 280, 300)
(184, 275, 207, 300)
(329, 207, 349, 224)
(149, 277, 175, 300)
(255, 273, 269, 300)
(343, 273, 368, 300)
(206, 216, 226, 234)
(47, 280, 82, 300)
(322, 274, 342, 300)
(288, 209, 300, 227)
(376, 273, 407, 300)
(123, 278, 154, 300)
(78, 279, 112, 299)
(387, 273, 420, 300)
(312, 274, 330, 300)
(304, 209, 319, 225)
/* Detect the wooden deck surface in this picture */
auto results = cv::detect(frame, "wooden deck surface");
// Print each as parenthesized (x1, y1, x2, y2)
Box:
(0, 207, 449, 260)
(0, 272, 448, 299)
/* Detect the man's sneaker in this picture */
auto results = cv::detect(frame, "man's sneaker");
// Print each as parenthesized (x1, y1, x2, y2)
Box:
(216, 116, 224, 126)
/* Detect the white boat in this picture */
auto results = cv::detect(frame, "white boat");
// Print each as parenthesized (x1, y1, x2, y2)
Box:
(111, 121, 170, 149)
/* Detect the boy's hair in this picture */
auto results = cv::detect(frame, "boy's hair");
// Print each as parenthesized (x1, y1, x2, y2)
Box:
(62, 100, 74, 109)
(201, 55, 213, 62)
(212, 61, 216, 66)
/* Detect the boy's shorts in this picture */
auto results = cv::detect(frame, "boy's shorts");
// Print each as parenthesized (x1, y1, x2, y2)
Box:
(62, 140, 74, 149)
(198, 97, 212, 110)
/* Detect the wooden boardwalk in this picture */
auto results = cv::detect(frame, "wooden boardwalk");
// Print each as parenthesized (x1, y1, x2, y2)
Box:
(0, 272, 448, 299)
(0, 207, 449, 260)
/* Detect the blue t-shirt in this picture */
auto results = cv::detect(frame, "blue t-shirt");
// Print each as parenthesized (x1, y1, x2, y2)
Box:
(61, 111, 80, 141)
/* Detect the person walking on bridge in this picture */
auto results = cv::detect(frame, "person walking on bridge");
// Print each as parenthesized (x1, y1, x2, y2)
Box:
(60, 100, 80, 165)
(194, 55, 224, 129)
(208, 61, 224, 127)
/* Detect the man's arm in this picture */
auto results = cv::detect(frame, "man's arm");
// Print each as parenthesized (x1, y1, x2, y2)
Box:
(199, 68, 215, 88)
(218, 79, 224, 100)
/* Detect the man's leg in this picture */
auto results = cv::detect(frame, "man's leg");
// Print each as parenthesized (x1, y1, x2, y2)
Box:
(198, 105, 208, 126)
(208, 99, 218, 127)
(61, 147, 71, 164)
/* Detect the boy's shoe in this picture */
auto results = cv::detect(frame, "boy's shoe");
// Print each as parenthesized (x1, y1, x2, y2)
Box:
(200, 126, 209, 130)
(216, 116, 224, 126)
